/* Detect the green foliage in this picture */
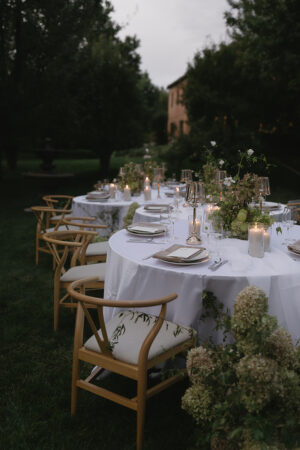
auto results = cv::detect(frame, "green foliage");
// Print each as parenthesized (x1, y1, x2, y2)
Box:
(173, 0, 300, 166)
(182, 287, 300, 449)
(122, 202, 140, 227)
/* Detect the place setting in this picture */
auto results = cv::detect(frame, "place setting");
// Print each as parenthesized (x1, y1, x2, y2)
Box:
(85, 190, 110, 202)
(143, 204, 172, 214)
(151, 244, 209, 265)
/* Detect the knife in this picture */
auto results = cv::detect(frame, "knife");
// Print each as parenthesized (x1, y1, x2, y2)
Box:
(209, 259, 228, 271)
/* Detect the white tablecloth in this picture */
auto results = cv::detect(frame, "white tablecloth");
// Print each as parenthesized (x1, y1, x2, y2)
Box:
(72, 186, 178, 236)
(133, 202, 287, 224)
(104, 221, 300, 343)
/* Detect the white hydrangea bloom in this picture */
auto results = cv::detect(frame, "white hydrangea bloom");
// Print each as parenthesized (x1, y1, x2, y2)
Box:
(247, 149, 254, 156)
(219, 159, 225, 166)
(223, 176, 235, 186)
(210, 140, 216, 147)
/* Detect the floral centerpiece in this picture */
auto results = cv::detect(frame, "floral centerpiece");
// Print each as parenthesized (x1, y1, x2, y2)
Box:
(200, 148, 274, 239)
(118, 161, 160, 194)
(182, 287, 300, 449)
(117, 162, 144, 194)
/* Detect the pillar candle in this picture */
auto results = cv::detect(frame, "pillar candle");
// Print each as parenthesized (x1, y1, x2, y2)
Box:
(144, 177, 150, 188)
(264, 230, 271, 252)
(175, 187, 180, 199)
(123, 184, 131, 201)
(248, 223, 264, 258)
(144, 186, 151, 201)
(109, 183, 115, 199)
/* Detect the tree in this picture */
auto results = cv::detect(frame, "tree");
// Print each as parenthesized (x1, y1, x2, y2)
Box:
(179, 0, 300, 165)
(225, 0, 300, 155)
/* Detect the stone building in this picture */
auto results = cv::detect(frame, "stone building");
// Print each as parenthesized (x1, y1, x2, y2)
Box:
(167, 75, 190, 138)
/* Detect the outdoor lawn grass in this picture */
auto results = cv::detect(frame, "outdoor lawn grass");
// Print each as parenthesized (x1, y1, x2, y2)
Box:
(1, 158, 299, 450)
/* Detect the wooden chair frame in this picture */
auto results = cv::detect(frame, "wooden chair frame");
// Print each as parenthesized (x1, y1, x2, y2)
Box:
(43, 230, 103, 331)
(31, 206, 70, 265)
(43, 195, 73, 227)
(67, 278, 196, 450)
(62, 216, 108, 263)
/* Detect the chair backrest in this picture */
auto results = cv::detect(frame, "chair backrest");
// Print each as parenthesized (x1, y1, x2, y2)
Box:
(31, 206, 70, 235)
(43, 230, 97, 273)
(67, 277, 177, 363)
(62, 216, 107, 231)
(43, 194, 73, 210)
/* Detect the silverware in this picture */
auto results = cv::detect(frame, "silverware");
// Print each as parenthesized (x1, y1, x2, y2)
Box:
(208, 259, 228, 271)
(127, 238, 161, 244)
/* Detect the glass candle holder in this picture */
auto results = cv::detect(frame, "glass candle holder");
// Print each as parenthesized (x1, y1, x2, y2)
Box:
(248, 223, 264, 258)
(123, 185, 131, 201)
(264, 226, 271, 252)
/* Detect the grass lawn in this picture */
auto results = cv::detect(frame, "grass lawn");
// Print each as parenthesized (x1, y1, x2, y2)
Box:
(1, 157, 300, 450)
(0, 160, 195, 450)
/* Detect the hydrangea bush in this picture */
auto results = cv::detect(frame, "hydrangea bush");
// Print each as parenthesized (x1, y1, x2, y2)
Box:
(182, 286, 300, 449)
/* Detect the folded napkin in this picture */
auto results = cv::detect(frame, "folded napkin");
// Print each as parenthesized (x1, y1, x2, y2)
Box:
(153, 244, 207, 263)
(288, 240, 300, 254)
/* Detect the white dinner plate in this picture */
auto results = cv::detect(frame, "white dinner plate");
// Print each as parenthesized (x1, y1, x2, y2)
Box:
(86, 197, 109, 202)
(158, 256, 210, 266)
(127, 229, 166, 237)
(288, 248, 300, 257)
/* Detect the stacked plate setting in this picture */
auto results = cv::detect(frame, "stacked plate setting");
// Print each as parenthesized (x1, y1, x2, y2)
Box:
(127, 222, 167, 237)
(86, 191, 110, 202)
(152, 244, 209, 265)
(288, 240, 300, 256)
(143, 204, 172, 214)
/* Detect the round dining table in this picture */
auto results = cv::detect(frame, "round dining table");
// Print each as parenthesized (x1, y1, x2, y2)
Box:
(133, 201, 287, 224)
(71, 186, 178, 237)
(104, 219, 300, 344)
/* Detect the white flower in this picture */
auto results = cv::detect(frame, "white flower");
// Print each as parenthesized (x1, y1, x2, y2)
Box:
(247, 149, 254, 156)
(210, 140, 216, 147)
(223, 176, 235, 187)
(219, 159, 225, 167)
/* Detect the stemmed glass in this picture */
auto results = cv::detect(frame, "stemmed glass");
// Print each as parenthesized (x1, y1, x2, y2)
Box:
(181, 170, 193, 207)
(154, 168, 164, 199)
(257, 177, 271, 210)
(215, 170, 227, 200)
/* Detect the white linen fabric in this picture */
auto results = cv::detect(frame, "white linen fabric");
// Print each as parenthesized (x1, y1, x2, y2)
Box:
(104, 220, 300, 344)
(84, 310, 196, 365)
(133, 203, 287, 224)
(60, 262, 106, 282)
(72, 187, 174, 237)
(86, 241, 109, 256)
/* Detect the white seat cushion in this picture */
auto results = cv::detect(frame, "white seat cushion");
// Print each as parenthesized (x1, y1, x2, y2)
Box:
(60, 263, 106, 282)
(50, 214, 63, 221)
(45, 225, 69, 232)
(84, 310, 196, 365)
(86, 241, 109, 256)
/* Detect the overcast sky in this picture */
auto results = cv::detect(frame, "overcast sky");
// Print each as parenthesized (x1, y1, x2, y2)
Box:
(110, 0, 230, 89)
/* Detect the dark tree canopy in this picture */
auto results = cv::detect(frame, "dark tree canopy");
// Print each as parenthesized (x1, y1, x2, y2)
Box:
(180, 0, 300, 164)
(0, 0, 166, 174)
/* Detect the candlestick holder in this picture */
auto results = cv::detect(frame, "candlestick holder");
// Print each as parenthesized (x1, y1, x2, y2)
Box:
(154, 168, 164, 199)
(186, 181, 205, 245)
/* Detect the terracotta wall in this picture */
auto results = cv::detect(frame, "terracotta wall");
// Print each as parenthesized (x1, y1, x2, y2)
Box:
(167, 80, 190, 138)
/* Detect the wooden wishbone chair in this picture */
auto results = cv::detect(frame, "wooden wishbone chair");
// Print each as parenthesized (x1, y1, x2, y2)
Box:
(43, 194, 73, 227)
(42, 231, 106, 331)
(30, 206, 71, 265)
(62, 215, 108, 263)
(67, 277, 197, 450)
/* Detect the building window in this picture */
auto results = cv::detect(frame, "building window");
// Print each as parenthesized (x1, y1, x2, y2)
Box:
(179, 120, 184, 134)
(170, 92, 173, 108)
(170, 122, 177, 136)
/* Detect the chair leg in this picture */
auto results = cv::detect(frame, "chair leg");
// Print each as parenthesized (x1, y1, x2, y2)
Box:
(71, 357, 80, 416)
(53, 282, 60, 331)
(136, 372, 147, 450)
